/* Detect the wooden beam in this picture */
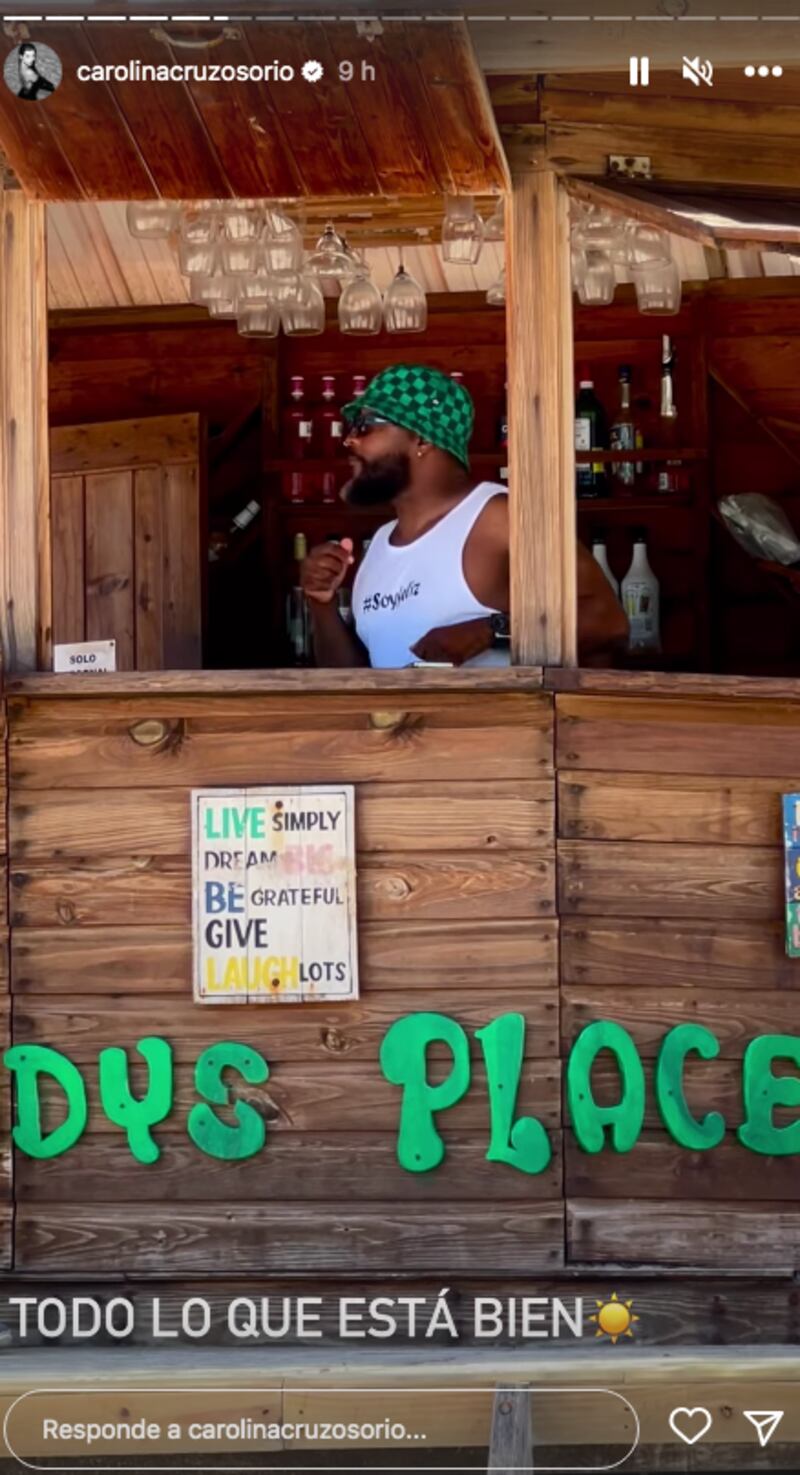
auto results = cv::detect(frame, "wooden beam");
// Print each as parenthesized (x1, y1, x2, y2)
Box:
(0, 186, 50, 671)
(507, 170, 576, 667)
(488, 1385, 533, 1473)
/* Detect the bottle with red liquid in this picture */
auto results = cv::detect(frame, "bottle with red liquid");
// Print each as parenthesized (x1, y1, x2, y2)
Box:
(285, 375, 315, 460)
(319, 374, 344, 459)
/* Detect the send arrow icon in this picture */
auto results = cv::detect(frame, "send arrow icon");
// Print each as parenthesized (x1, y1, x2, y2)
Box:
(744, 1410, 784, 1447)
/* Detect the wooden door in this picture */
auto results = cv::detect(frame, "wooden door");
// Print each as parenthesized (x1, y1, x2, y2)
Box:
(50, 413, 204, 670)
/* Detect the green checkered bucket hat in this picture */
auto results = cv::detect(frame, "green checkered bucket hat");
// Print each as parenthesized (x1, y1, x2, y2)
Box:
(342, 364, 474, 470)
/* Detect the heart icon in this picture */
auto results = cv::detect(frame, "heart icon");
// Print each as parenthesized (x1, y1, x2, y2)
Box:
(669, 1407, 713, 1445)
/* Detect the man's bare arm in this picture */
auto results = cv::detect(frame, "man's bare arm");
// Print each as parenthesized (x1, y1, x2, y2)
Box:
(576, 541, 629, 662)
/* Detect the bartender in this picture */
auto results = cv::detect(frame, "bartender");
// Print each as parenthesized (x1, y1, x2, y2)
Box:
(300, 364, 627, 667)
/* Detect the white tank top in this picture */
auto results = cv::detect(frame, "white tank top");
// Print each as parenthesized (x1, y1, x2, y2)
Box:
(352, 481, 509, 669)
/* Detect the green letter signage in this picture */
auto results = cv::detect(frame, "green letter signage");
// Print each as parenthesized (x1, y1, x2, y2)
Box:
(4, 1044, 87, 1159)
(477, 1013, 551, 1174)
(739, 1034, 800, 1155)
(656, 1024, 725, 1149)
(568, 1021, 645, 1153)
(187, 1042, 270, 1161)
(380, 1012, 470, 1171)
(99, 1036, 173, 1164)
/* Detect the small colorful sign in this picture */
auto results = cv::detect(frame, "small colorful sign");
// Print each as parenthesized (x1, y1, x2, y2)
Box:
(783, 793, 800, 956)
(191, 786, 358, 1005)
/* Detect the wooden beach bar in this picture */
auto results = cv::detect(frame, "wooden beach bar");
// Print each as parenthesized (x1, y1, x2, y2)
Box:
(2, 8, 800, 1464)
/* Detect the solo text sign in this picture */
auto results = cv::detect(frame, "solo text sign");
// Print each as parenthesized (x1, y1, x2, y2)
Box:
(192, 786, 358, 1005)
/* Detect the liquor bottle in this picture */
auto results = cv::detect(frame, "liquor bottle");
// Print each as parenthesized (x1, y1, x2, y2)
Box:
(286, 531, 310, 665)
(622, 528, 661, 654)
(450, 371, 465, 387)
(351, 373, 367, 400)
(286, 374, 314, 460)
(321, 470, 338, 504)
(657, 335, 680, 494)
(319, 374, 344, 459)
(208, 499, 261, 561)
(610, 365, 636, 490)
(575, 369, 608, 499)
(591, 531, 619, 598)
(498, 381, 509, 484)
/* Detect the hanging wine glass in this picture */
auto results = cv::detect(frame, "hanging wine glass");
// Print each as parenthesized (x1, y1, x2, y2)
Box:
(384, 257, 427, 333)
(484, 199, 505, 242)
(208, 294, 240, 319)
(126, 200, 181, 239)
(180, 203, 221, 245)
(178, 237, 218, 277)
(238, 303, 280, 338)
(220, 240, 262, 275)
(486, 267, 505, 307)
(189, 272, 240, 306)
(220, 202, 264, 242)
(238, 271, 278, 305)
(306, 220, 358, 280)
(338, 262, 383, 335)
(441, 195, 484, 265)
(262, 219, 303, 276)
(280, 275, 325, 335)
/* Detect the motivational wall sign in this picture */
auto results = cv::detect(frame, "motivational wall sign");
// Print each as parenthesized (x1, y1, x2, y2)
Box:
(191, 785, 358, 1005)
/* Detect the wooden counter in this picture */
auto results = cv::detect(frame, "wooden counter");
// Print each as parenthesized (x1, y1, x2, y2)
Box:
(2, 664, 799, 1288)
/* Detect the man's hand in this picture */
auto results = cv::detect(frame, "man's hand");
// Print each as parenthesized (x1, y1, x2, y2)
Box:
(411, 617, 493, 666)
(300, 538, 354, 605)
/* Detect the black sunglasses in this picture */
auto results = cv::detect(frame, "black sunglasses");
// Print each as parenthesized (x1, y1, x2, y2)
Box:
(344, 410, 392, 438)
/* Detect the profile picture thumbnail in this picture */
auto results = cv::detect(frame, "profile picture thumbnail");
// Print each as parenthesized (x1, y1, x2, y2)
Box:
(3, 41, 62, 101)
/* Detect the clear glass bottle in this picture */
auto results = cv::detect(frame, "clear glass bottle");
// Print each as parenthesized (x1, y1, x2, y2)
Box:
(591, 532, 619, 598)
(575, 370, 608, 499)
(286, 374, 315, 460)
(286, 530, 310, 665)
(610, 365, 636, 490)
(658, 335, 680, 494)
(319, 374, 344, 459)
(622, 528, 661, 654)
(208, 499, 261, 561)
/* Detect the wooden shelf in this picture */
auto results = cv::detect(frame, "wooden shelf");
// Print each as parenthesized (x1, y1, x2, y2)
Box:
(577, 495, 693, 513)
(575, 449, 707, 464)
(268, 452, 505, 472)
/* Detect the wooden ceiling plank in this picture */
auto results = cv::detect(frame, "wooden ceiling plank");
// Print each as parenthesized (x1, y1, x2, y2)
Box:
(541, 121, 800, 193)
(244, 22, 380, 199)
(48, 198, 123, 309)
(541, 68, 800, 107)
(0, 69, 82, 201)
(169, 26, 302, 199)
(45, 207, 87, 310)
(410, 21, 509, 196)
(30, 26, 157, 200)
(137, 234, 189, 307)
(542, 87, 800, 146)
(320, 23, 442, 198)
(565, 178, 717, 249)
(83, 24, 229, 199)
(96, 202, 166, 308)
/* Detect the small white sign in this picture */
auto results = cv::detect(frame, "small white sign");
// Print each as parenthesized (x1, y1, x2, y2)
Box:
(53, 639, 116, 674)
(192, 785, 359, 1005)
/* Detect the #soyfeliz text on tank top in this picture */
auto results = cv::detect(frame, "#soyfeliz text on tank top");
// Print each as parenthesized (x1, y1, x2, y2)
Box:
(352, 482, 509, 669)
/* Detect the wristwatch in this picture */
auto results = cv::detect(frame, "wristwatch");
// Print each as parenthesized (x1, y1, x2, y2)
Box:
(490, 613, 511, 647)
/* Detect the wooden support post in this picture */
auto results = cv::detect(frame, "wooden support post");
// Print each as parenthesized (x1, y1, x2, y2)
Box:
(507, 170, 576, 667)
(488, 1383, 533, 1473)
(0, 184, 50, 671)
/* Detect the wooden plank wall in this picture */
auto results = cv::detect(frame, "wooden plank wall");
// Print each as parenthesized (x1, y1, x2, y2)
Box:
(556, 678, 800, 1271)
(0, 669, 10, 1268)
(7, 682, 559, 1276)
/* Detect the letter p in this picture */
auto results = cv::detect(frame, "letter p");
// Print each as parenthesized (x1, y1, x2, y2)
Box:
(379, 1012, 470, 1172)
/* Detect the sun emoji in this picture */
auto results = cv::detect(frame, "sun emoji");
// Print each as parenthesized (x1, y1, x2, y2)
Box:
(589, 1293, 639, 1344)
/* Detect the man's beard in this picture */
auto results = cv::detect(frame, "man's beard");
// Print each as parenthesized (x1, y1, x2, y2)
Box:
(343, 452, 411, 507)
